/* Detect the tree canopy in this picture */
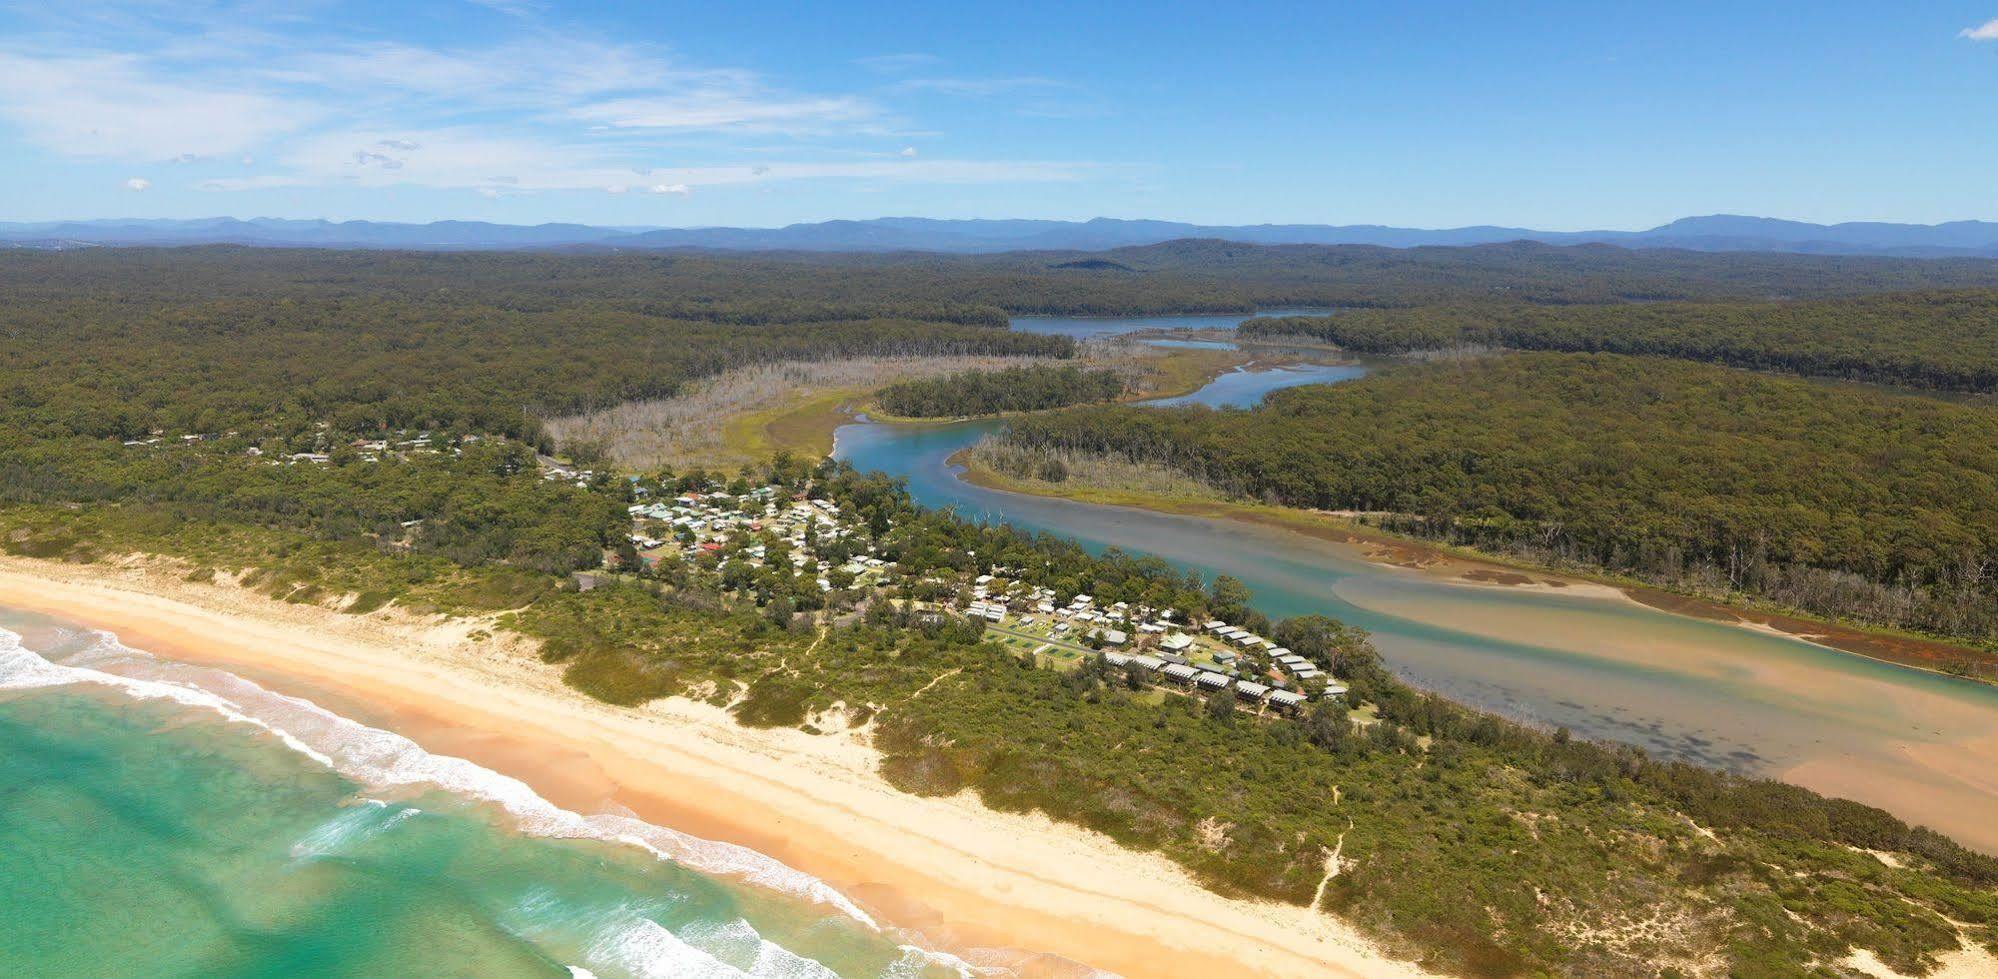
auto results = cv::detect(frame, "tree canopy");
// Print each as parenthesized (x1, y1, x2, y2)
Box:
(1242, 290, 1998, 392)
(1001, 352, 1998, 646)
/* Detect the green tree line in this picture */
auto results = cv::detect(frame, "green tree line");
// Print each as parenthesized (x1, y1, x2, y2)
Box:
(1241, 289, 1998, 391)
(876, 364, 1126, 417)
(16, 240, 1998, 322)
(1000, 353, 1998, 648)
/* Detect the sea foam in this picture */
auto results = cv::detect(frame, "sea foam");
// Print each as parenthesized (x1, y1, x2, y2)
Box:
(0, 625, 1005, 978)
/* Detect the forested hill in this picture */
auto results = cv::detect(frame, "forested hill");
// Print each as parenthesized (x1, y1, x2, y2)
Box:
(1240, 290, 1998, 392)
(999, 353, 1998, 655)
(13, 240, 1998, 319)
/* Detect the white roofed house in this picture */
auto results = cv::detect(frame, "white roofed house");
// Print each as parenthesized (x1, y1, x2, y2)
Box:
(1267, 689, 1308, 714)
(1159, 633, 1194, 653)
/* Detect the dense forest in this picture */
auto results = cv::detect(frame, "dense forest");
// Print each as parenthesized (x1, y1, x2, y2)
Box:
(876, 363, 1126, 417)
(1241, 289, 1998, 392)
(998, 353, 1998, 652)
(14, 239, 1998, 321)
(5, 249, 1998, 974)
(0, 287, 1066, 448)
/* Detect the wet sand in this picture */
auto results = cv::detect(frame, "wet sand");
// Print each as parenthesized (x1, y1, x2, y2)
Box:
(0, 556, 1427, 979)
(935, 454, 1998, 853)
(1331, 573, 1998, 853)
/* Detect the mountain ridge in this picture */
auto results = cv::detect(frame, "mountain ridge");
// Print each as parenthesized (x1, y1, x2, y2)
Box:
(9, 213, 1998, 257)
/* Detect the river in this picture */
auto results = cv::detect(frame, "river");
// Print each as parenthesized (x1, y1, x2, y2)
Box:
(833, 312, 1998, 852)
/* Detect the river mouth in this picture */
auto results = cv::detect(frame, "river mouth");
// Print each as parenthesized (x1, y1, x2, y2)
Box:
(832, 313, 1998, 854)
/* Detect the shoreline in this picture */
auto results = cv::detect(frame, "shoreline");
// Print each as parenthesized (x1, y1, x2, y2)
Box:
(747, 346, 1279, 458)
(946, 448, 1998, 686)
(0, 555, 1427, 979)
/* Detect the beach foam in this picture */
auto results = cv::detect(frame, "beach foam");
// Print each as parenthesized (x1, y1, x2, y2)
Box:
(0, 625, 991, 978)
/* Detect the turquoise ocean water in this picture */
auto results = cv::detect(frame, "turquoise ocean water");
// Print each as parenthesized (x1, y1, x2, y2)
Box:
(0, 612, 1002, 978)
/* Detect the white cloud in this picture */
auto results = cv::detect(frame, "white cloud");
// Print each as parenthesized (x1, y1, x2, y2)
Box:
(205, 126, 1103, 194)
(12, 16, 1106, 201)
(896, 76, 1065, 97)
(573, 93, 878, 133)
(1962, 19, 1998, 40)
(274, 39, 745, 107)
(124, 177, 150, 191)
(0, 52, 309, 160)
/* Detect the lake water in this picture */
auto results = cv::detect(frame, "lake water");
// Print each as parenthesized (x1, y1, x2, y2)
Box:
(834, 313, 1998, 852)
(0, 611, 984, 977)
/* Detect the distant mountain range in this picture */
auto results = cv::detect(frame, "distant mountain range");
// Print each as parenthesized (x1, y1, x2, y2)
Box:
(10, 214, 1998, 257)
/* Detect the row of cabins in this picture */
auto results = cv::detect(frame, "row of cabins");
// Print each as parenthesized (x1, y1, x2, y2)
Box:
(1103, 651, 1314, 715)
(1033, 593, 1185, 648)
(965, 600, 1008, 623)
(1204, 620, 1328, 685)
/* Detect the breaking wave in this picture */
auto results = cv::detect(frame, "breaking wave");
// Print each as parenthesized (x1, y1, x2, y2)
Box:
(0, 625, 1013, 978)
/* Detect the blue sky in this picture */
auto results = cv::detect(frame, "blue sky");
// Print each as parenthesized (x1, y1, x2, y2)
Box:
(4, 1, 1997, 229)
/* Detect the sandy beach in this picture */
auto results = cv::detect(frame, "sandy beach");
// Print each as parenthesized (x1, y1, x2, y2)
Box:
(0, 555, 1425, 979)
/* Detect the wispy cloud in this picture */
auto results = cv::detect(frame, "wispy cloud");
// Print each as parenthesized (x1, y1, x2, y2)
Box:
(1961, 18, 1998, 40)
(197, 125, 1103, 196)
(466, 0, 545, 16)
(0, 51, 310, 160)
(854, 53, 940, 73)
(893, 75, 1103, 119)
(124, 177, 150, 191)
(572, 92, 879, 133)
(0, 7, 1109, 200)
(896, 76, 1066, 97)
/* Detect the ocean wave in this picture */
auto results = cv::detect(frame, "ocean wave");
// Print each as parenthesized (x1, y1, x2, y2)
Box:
(288, 799, 422, 861)
(681, 918, 842, 979)
(582, 908, 748, 979)
(0, 626, 337, 769)
(0, 625, 1005, 978)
